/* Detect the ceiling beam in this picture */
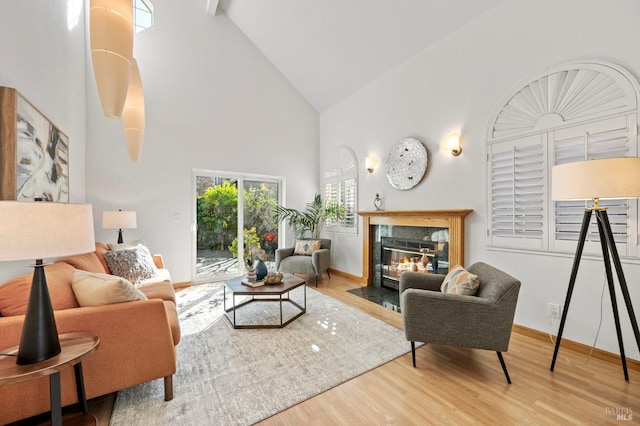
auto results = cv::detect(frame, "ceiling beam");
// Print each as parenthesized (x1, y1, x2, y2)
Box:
(206, 0, 219, 16)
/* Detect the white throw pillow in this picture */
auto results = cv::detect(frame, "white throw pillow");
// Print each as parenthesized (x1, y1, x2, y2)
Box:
(107, 239, 146, 251)
(71, 270, 147, 307)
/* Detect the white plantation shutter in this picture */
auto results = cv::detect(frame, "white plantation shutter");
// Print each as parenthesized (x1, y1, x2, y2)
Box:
(324, 178, 356, 228)
(322, 146, 358, 234)
(487, 61, 640, 257)
(552, 116, 636, 254)
(489, 137, 546, 249)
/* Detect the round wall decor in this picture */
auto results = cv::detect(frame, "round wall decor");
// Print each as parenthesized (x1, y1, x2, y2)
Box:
(385, 137, 427, 190)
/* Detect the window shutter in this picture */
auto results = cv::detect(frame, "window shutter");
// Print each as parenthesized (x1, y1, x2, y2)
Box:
(322, 145, 358, 234)
(553, 117, 631, 250)
(490, 138, 545, 249)
(486, 61, 640, 257)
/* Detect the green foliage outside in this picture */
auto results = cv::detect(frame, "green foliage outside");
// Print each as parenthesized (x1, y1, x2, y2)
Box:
(197, 180, 279, 258)
(196, 180, 238, 251)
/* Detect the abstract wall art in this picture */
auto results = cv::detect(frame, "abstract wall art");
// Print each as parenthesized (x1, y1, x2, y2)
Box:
(0, 87, 69, 202)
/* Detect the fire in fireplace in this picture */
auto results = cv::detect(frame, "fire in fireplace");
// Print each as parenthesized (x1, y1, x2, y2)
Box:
(380, 236, 448, 290)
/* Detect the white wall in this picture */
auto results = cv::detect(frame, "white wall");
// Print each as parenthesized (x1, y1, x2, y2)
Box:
(0, 0, 87, 281)
(321, 0, 640, 360)
(85, 0, 319, 283)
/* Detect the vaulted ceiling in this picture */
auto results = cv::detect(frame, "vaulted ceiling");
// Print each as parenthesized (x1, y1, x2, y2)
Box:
(216, 0, 505, 112)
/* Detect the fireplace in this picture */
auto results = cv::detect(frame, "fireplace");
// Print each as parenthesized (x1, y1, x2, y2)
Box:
(380, 236, 444, 290)
(358, 210, 472, 288)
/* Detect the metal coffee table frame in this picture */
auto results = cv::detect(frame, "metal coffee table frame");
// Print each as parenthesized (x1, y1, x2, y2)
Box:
(223, 275, 306, 329)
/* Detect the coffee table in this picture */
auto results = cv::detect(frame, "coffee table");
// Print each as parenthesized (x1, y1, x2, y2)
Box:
(223, 274, 306, 329)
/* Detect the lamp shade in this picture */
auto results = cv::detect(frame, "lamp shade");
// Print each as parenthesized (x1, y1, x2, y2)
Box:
(0, 202, 95, 261)
(102, 210, 137, 229)
(365, 156, 378, 172)
(90, 0, 134, 118)
(122, 58, 145, 162)
(552, 157, 640, 201)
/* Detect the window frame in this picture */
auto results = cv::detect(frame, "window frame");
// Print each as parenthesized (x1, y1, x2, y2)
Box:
(486, 61, 640, 259)
(322, 145, 358, 235)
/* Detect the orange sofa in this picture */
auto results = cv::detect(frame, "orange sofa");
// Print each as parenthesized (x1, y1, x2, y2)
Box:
(0, 243, 181, 424)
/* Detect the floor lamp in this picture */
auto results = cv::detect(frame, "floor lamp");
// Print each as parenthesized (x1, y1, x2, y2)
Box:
(550, 157, 640, 381)
(102, 209, 137, 244)
(0, 202, 95, 364)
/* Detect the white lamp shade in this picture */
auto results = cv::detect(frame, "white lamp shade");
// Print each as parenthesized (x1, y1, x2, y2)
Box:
(90, 0, 134, 118)
(122, 58, 145, 162)
(552, 157, 640, 201)
(365, 156, 378, 171)
(102, 210, 137, 229)
(0, 202, 95, 261)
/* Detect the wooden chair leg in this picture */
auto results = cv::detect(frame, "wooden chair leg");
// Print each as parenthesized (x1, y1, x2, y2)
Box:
(327, 270, 331, 278)
(164, 375, 174, 401)
(411, 342, 416, 368)
(496, 352, 511, 384)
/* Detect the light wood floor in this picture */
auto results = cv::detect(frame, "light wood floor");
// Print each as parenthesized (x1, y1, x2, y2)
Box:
(85, 274, 639, 425)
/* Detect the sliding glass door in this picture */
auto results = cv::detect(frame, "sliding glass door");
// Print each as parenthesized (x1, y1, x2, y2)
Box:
(193, 170, 282, 284)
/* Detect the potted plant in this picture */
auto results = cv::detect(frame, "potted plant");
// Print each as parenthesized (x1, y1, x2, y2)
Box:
(274, 193, 346, 239)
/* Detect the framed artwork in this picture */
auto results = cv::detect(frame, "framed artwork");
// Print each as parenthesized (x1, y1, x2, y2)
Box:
(0, 87, 69, 202)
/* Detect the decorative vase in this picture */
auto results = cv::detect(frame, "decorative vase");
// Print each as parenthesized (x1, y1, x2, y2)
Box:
(246, 267, 257, 282)
(420, 253, 430, 269)
(255, 259, 268, 281)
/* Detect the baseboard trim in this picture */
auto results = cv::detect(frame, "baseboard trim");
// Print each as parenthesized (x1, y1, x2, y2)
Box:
(173, 281, 192, 290)
(512, 324, 640, 372)
(328, 268, 366, 284)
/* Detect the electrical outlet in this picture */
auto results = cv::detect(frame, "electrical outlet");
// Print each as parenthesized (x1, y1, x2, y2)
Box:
(548, 303, 561, 319)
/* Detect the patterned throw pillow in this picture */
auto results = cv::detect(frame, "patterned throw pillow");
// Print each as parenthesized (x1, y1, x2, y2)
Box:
(440, 265, 480, 296)
(293, 239, 321, 256)
(103, 244, 158, 285)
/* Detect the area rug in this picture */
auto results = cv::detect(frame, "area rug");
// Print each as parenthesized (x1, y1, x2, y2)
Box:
(110, 282, 411, 425)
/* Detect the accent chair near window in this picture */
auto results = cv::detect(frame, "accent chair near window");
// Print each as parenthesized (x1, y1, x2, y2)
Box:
(276, 238, 331, 287)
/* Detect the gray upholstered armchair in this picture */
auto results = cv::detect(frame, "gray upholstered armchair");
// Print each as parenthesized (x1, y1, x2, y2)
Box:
(399, 262, 521, 383)
(275, 239, 331, 287)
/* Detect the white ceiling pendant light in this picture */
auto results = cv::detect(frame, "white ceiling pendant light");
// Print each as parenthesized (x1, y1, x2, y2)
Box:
(122, 58, 145, 162)
(90, 0, 134, 118)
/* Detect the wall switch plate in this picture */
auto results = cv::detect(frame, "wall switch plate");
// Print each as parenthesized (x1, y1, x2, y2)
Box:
(548, 303, 561, 319)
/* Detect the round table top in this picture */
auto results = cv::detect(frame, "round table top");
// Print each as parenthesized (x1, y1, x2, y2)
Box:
(0, 332, 100, 386)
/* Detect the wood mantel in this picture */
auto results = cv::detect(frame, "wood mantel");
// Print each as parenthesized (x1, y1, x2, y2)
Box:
(358, 209, 473, 285)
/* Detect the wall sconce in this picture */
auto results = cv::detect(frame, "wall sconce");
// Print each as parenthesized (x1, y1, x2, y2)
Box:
(365, 156, 379, 173)
(445, 133, 462, 156)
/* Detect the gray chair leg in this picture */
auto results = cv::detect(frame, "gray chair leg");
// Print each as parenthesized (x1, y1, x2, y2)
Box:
(315, 275, 318, 287)
(496, 351, 511, 384)
(327, 270, 331, 278)
(411, 342, 416, 368)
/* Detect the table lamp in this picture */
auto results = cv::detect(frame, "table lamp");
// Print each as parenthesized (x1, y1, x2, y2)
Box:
(102, 210, 137, 243)
(550, 157, 640, 381)
(0, 202, 95, 365)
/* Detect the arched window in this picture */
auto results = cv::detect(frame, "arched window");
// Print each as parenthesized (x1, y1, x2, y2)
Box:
(487, 61, 640, 257)
(322, 145, 358, 234)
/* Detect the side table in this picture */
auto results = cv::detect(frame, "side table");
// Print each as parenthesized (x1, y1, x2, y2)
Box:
(0, 332, 100, 426)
